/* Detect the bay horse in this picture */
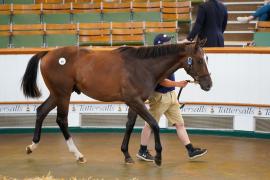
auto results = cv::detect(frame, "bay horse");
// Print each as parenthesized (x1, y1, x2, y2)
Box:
(21, 39, 212, 166)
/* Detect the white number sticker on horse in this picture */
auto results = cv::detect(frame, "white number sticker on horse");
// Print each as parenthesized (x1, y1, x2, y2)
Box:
(59, 58, 66, 65)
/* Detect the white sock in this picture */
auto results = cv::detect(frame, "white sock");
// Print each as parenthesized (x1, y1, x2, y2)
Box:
(29, 141, 39, 151)
(66, 138, 83, 159)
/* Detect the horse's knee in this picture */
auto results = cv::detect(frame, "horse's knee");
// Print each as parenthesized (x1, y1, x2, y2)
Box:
(125, 120, 136, 133)
(56, 113, 67, 126)
(126, 122, 135, 130)
(56, 112, 67, 120)
(151, 123, 160, 133)
(56, 118, 67, 126)
(126, 110, 137, 131)
(127, 110, 137, 120)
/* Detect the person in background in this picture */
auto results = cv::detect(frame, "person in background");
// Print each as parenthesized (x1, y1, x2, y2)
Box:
(136, 34, 208, 162)
(180, 0, 228, 47)
(237, 0, 270, 23)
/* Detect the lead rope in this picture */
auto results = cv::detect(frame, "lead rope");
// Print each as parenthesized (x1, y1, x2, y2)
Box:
(177, 80, 198, 109)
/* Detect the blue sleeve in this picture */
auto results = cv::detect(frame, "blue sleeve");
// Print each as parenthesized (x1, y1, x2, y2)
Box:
(222, 7, 228, 33)
(168, 74, 175, 81)
(187, 5, 206, 41)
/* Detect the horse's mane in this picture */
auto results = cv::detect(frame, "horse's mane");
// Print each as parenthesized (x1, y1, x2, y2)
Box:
(117, 44, 186, 59)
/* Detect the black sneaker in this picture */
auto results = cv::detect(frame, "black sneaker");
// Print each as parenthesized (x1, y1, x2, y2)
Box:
(136, 150, 154, 162)
(188, 148, 207, 160)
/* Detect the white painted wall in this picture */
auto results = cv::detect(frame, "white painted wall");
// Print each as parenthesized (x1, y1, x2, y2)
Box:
(176, 53, 270, 104)
(1, 53, 269, 104)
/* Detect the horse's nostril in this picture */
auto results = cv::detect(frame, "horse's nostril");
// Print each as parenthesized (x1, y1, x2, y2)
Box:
(202, 84, 211, 91)
(206, 85, 212, 91)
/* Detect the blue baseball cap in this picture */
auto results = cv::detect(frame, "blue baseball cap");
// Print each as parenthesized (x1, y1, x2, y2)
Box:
(153, 34, 174, 45)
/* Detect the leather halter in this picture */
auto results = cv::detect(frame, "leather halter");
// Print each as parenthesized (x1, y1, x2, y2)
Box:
(177, 56, 211, 109)
(186, 56, 211, 82)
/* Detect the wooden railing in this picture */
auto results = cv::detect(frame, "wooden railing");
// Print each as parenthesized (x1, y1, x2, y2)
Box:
(1, 47, 270, 54)
(256, 21, 270, 32)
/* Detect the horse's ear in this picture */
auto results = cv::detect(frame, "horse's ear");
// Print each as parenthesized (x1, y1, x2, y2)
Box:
(195, 37, 207, 49)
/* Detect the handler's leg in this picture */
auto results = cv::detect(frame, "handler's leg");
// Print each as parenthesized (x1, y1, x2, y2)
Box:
(165, 91, 207, 160)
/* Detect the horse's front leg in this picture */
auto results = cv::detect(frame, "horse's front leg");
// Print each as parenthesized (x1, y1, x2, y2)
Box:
(121, 108, 137, 164)
(127, 99, 162, 166)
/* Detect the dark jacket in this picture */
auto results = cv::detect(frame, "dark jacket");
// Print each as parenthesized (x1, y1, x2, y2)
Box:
(187, 0, 228, 47)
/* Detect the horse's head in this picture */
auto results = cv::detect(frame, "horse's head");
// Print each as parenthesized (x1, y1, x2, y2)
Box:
(182, 38, 212, 91)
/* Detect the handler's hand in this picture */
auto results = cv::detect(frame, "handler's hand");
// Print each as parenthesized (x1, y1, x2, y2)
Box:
(177, 80, 189, 88)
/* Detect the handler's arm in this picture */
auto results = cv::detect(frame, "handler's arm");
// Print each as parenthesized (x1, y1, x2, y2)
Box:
(159, 79, 188, 88)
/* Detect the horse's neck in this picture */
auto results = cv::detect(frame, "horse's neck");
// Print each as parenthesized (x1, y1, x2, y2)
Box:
(146, 54, 183, 83)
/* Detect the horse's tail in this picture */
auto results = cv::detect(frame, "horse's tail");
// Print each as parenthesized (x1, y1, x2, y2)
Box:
(21, 51, 48, 98)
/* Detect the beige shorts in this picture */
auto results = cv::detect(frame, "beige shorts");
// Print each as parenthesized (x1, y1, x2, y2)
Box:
(146, 91, 184, 126)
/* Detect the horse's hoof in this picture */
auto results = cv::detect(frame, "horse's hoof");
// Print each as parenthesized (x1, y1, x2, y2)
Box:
(154, 157, 162, 166)
(125, 157, 135, 164)
(77, 157, 87, 164)
(26, 146, 32, 154)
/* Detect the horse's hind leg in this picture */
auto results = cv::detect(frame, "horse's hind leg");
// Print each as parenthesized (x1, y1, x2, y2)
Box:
(26, 96, 56, 154)
(56, 96, 86, 163)
(121, 108, 137, 164)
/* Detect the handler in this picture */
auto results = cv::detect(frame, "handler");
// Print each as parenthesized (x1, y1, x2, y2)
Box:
(136, 34, 208, 162)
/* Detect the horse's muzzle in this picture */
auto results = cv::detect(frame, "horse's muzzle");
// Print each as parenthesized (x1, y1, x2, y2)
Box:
(199, 76, 212, 91)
